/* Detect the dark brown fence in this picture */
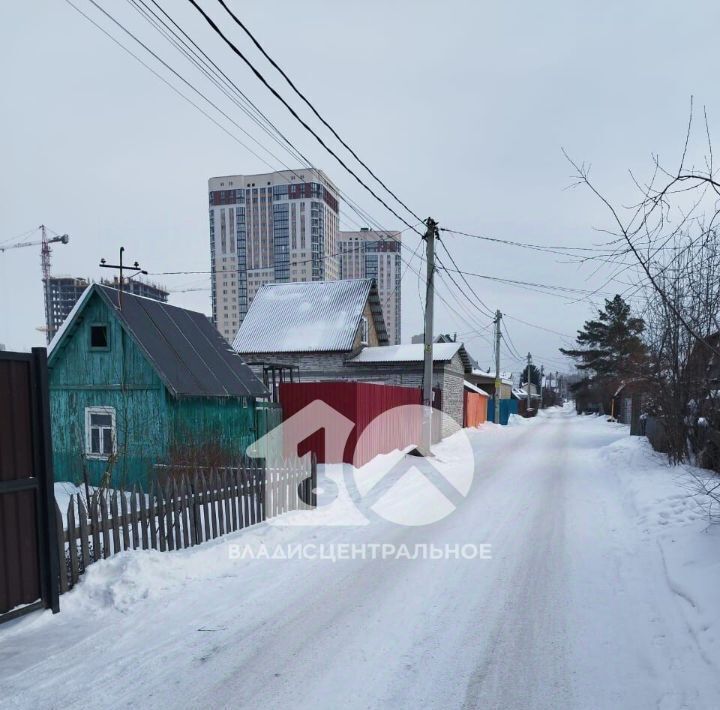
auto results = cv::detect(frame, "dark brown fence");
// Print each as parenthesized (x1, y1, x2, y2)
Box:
(55, 456, 317, 592)
(0, 349, 59, 623)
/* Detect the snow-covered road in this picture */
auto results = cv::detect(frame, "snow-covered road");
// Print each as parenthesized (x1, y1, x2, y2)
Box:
(3, 408, 720, 709)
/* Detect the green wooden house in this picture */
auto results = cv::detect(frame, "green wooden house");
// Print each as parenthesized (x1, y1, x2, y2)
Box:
(48, 284, 269, 487)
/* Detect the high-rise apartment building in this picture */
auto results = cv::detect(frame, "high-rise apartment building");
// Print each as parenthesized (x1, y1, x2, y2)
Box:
(338, 228, 402, 344)
(208, 169, 340, 342)
(46, 276, 90, 341)
(99, 277, 169, 303)
(45, 276, 168, 341)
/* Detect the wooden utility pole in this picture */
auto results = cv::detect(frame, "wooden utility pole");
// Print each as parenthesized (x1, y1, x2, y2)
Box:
(526, 352, 533, 415)
(422, 218, 438, 453)
(494, 310, 502, 424)
(99, 247, 147, 311)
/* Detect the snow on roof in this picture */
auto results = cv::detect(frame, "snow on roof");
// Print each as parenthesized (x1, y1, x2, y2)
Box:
(470, 368, 513, 386)
(233, 279, 387, 353)
(513, 387, 540, 399)
(464, 380, 490, 397)
(350, 342, 462, 363)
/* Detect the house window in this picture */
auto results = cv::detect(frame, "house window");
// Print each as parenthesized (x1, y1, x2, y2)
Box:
(360, 315, 369, 345)
(90, 324, 109, 349)
(85, 406, 116, 459)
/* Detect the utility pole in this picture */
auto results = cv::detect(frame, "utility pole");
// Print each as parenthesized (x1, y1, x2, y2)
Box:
(526, 352, 533, 415)
(99, 247, 147, 311)
(422, 218, 438, 453)
(555, 370, 562, 406)
(539, 364, 545, 409)
(494, 310, 502, 424)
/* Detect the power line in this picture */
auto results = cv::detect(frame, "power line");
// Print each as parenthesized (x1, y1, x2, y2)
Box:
(213, 0, 423, 226)
(390, 246, 495, 346)
(435, 241, 495, 318)
(503, 314, 575, 339)
(434, 270, 496, 344)
(127, 0, 303, 166)
(65, 2, 597, 351)
(129, 0, 353, 224)
(71, 0, 405, 240)
(186, 0, 422, 234)
(432, 276, 496, 349)
(440, 227, 614, 255)
(150, 222, 420, 278)
(434, 254, 495, 323)
(129, 0, 373, 236)
(437, 264, 620, 299)
(500, 320, 524, 361)
(381, 235, 423, 317)
(67, 0, 283, 168)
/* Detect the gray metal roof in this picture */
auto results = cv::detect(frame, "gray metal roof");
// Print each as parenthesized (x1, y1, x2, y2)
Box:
(233, 279, 388, 354)
(51, 285, 267, 398)
(349, 342, 473, 373)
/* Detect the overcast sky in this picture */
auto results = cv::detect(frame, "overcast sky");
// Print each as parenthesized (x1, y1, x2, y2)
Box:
(2, 0, 719, 375)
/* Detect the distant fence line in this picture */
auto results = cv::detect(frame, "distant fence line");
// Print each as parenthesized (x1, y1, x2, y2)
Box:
(55, 457, 317, 594)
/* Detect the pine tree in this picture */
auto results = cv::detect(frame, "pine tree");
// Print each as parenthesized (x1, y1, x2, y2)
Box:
(560, 295, 646, 409)
(521, 363, 541, 387)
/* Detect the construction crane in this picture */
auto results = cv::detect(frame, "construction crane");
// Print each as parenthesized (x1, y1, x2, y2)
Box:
(0, 225, 70, 342)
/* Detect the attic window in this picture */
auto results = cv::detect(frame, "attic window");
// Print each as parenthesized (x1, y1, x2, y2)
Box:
(360, 316, 369, 346)
(90, 324, 108, 349)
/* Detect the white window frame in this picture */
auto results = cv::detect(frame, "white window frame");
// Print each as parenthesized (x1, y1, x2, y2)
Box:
(85, 406, 117, 460)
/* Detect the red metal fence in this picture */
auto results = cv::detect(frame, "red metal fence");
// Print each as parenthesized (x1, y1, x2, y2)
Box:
(464, 391, 488, 427)
(278, 381, 441, 466)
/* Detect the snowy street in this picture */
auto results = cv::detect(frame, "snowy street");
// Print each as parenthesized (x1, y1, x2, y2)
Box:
(3, 408, 720, 709)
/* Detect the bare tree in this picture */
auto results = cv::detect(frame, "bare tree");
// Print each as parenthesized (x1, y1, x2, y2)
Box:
(642, 229, 720, 464)
(565, 100, 720, 473)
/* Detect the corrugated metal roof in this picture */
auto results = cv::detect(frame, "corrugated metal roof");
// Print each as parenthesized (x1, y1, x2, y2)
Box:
(50, 285, 267, 398)
(349, 343, 461, 363)
(349, 342, 474, 373)
(233, 279, 387, 353)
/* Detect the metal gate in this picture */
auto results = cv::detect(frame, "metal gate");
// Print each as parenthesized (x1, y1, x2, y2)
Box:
(0, 348, 59, 623)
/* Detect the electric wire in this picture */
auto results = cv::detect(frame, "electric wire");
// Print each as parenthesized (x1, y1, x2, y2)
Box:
(186, 0, 422, 234)
(435, 241, 495, 318)
(213, 0, 424, 225)
(67, 1, 599, 351)
(70, 0, 405, 239)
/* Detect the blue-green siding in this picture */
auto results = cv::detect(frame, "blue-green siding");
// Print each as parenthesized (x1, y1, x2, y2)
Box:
(49, 292, 260, 487)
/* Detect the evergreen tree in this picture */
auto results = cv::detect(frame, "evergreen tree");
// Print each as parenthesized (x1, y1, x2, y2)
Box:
(521, 363, 541, 387)
(560, 295, 646, 409)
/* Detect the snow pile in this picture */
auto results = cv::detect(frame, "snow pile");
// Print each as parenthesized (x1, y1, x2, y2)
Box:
(600, 433, 720, 668)
(507, 412, 531, 426)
